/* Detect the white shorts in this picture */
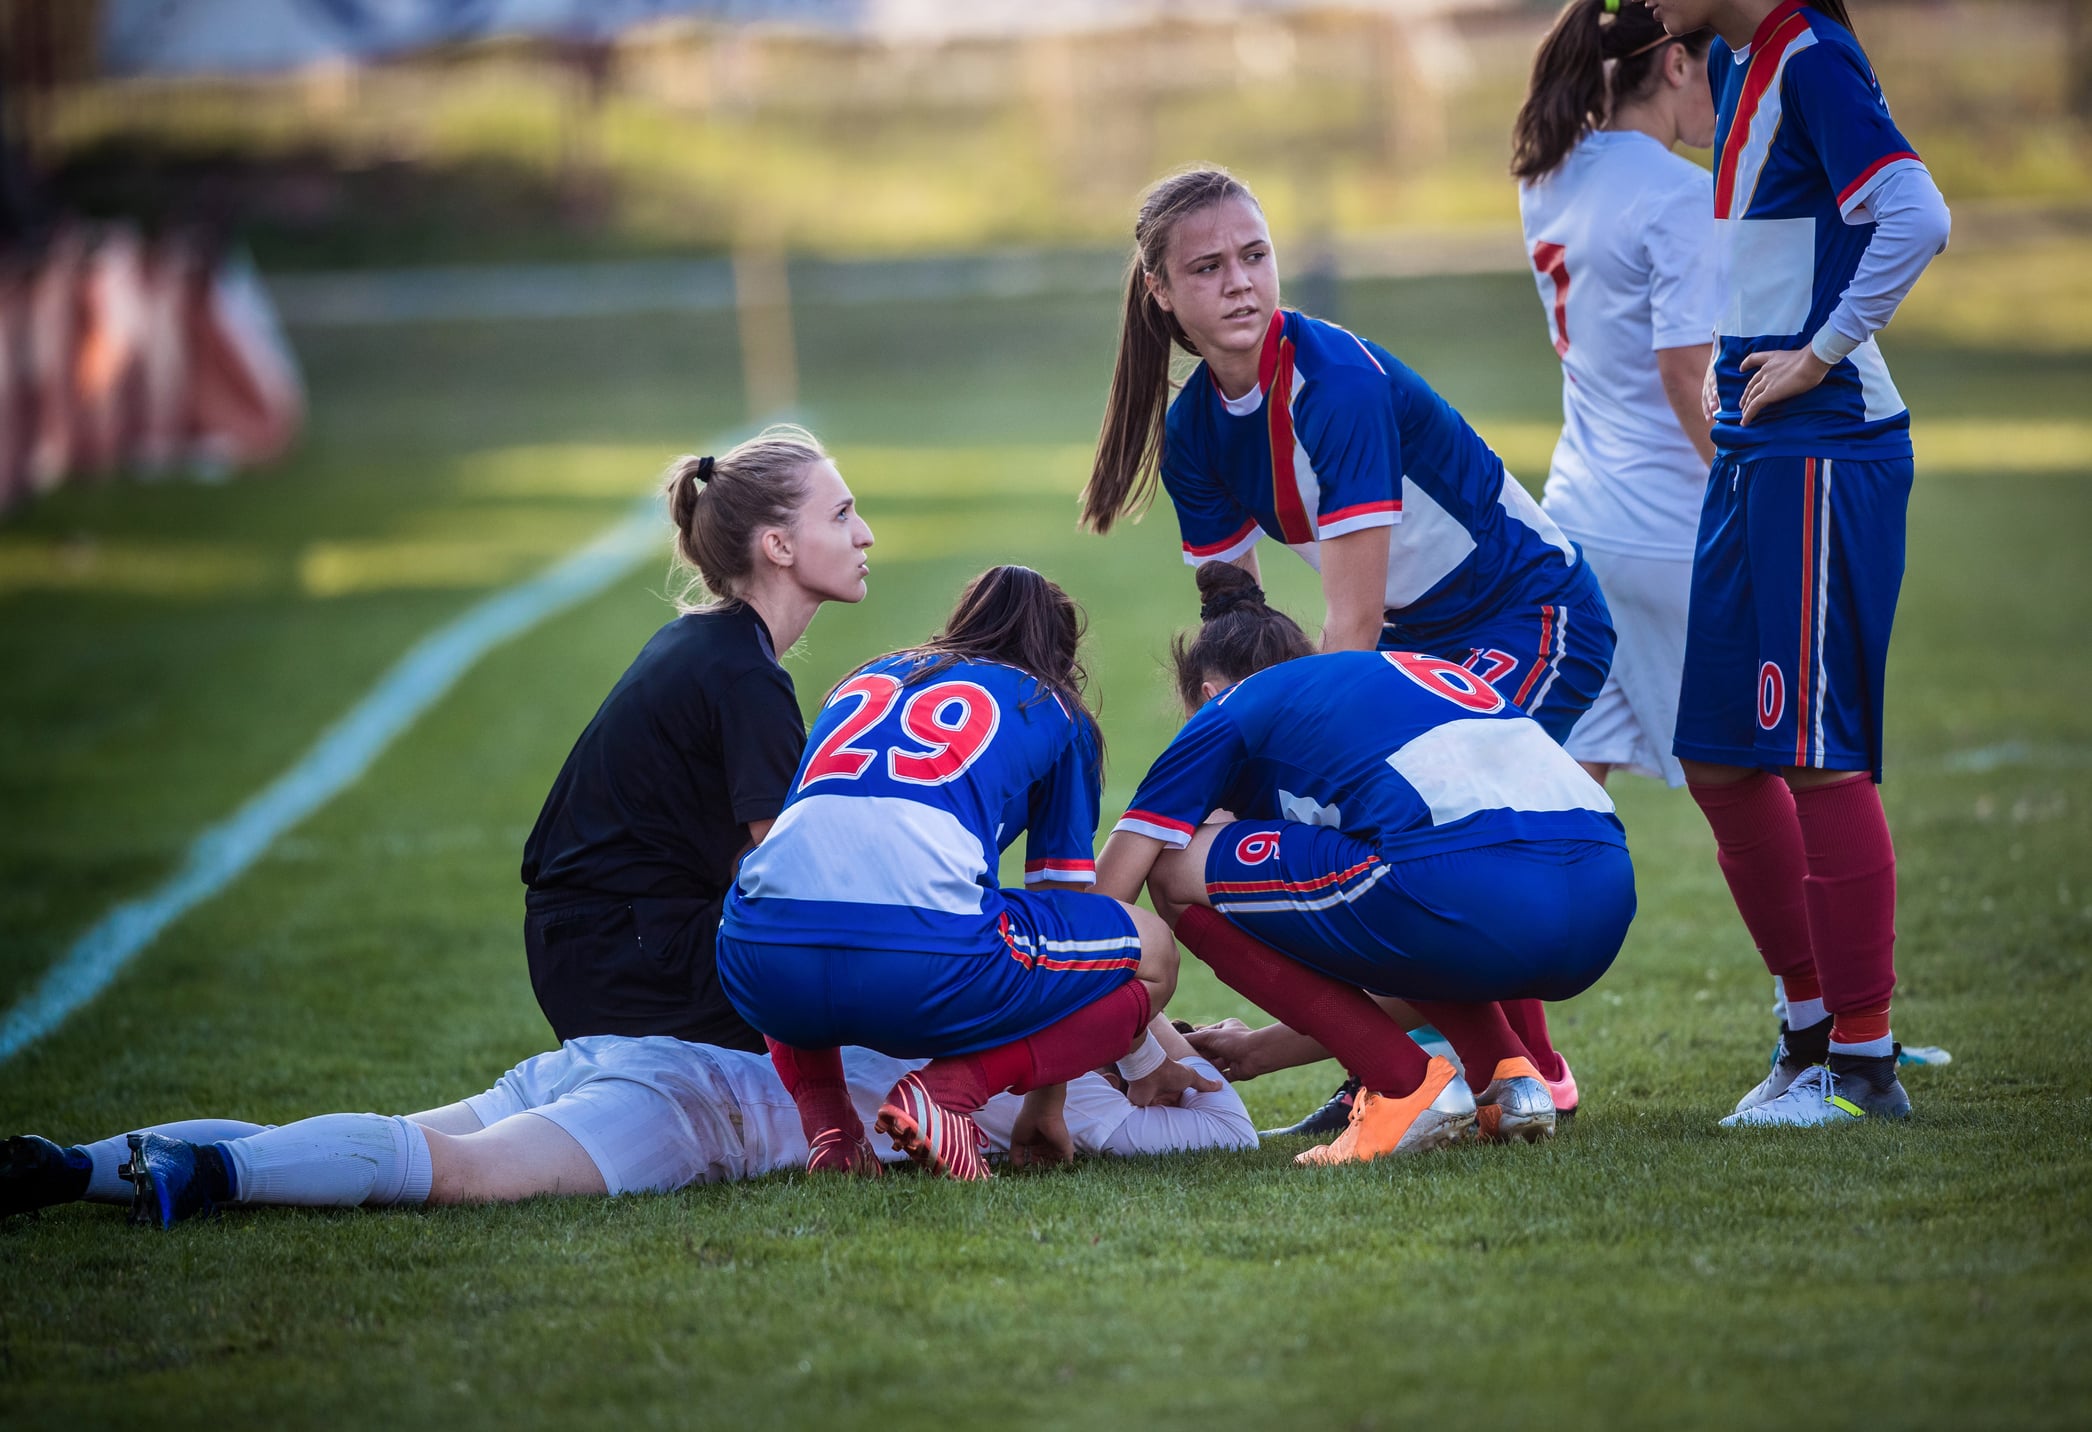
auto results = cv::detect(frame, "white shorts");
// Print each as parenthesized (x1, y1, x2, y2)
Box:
(1564, 546, 1692, 787)
(463, 1035, 782, 1195)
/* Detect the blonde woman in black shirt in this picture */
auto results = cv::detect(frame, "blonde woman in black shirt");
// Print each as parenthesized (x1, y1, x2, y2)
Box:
(522, 424, 875, 1053)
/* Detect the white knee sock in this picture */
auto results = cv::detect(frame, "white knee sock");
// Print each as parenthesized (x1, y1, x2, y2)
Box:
(80, 1119, 271, 1203)
(218, 1113, 434, 1207)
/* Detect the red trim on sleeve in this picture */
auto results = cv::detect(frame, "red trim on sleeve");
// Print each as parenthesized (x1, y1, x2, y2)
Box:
(1024, 858, 1097, 875)
(1122, 809, 1196, 838)
(1183, 518, 1260, 559)
(1836, 151, 1922, 209)
(1319, 499, 1401, 528)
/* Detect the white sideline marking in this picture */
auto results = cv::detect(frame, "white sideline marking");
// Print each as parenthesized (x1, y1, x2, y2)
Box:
(0, 503, 665, 1063)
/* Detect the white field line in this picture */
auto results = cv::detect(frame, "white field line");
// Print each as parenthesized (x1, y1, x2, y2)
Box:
(0, 500, 667, 1063)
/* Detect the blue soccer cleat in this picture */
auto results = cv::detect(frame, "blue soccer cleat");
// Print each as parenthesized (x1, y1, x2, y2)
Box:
(121, 1132, 233, 1229)
(1, 1134, 93, 1217)
(1260, 1076, 1358, 1138)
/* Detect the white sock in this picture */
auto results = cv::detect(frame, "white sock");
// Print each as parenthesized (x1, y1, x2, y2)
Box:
(80, 1119, 271, 1204)
(1829, 1033, 1894, 1060)
(1786, 996, 1829, 1030)
(219, 1113, 434, 1207)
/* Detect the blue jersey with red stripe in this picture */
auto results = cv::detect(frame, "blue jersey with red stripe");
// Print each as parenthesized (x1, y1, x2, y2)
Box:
(1162, 309, 1588, 636)
(724, 654, 1104, 956)
(1114, 651, 1625, 862)
(1709, 0, 1924, 458)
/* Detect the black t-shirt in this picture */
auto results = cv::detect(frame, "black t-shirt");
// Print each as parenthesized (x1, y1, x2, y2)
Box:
(522, 603, 805, 909)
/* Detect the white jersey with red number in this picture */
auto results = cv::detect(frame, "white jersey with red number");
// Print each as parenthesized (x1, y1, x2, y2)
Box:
(1518, 130, 1718, 561)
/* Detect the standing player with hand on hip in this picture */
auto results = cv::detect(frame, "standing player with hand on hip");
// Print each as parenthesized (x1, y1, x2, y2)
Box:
(1514, 0, 1719, 789)
(1647, 0, 1950, 1125)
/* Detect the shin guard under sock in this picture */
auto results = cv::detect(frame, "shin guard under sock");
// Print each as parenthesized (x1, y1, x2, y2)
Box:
(766, 1039, 864, 1143)
(1177, 906, 1428, 1098)
(914, 981, 1153, 1114)
(1405, 1001, 1533, 1094)
(1790, 775, 1898, 1049)
(1689, 772, 1819, 988)
(218, 1114, 433, 1207)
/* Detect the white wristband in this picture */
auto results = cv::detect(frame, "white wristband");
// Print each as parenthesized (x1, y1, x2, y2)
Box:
(1116, 1032, 1166, 1082)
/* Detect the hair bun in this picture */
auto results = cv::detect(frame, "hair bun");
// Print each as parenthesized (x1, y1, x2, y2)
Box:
(1200, 583, 1266, 621)
(694, 455, 716, 485)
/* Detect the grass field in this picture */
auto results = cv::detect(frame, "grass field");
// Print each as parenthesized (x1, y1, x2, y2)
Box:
(2, 265, 2089, 1429)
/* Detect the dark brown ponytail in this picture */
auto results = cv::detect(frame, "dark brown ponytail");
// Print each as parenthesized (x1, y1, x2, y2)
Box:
(1082, 167, 1263, 535)
(1170, 562, 1313, 709)
(1511, 0, 1713, 183)
(1806, 0, 1855, 32)
(887, 565, 1104, 756)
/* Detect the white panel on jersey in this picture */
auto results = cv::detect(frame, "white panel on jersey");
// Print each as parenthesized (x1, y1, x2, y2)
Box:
(1278, 789, 1343, 827)
(1382, 478, 1477, 607)
(1495, 469, 1577, 563)
(1718, 217, 1815, 337)
(1386, 716, 1616, 825)
(1847, 337, 1907, 422)
(738, 793, 987, 914)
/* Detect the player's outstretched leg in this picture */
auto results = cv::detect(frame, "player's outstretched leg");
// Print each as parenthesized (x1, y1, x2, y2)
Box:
(122, 1133, 235, 1229)
(1, 1134, 93, 1216)
(875, 1072, 990, 1181)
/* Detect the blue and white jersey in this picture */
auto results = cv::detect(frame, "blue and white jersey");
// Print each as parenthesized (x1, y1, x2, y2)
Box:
(1709, 0, 1923, 458)
(1162, 309, 1585, 637)
(1115, 651, 1624, 861)
(724, 654, 1105, 956)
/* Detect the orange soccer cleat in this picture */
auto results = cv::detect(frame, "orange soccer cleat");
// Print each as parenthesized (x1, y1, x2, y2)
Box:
(1294, 1056, 1475, 1166)
(1471, 1056, 1558, 1144)
(875, 1073, 991, 1181)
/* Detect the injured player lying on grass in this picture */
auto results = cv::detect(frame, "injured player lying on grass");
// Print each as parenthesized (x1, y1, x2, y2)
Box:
(1, 1016, 1253, 1228)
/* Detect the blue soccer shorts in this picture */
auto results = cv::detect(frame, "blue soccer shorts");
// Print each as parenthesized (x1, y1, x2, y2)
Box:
(1674, 453, 1912, 779)
(715, 888, 1141, 1058)
(1201, 820, 1635, 1003)
(1383, 565, 1617, 746)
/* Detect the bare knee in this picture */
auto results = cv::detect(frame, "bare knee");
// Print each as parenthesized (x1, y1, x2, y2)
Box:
(1680, 758, 1754, 788)
(1129, 905, 1180, 1010)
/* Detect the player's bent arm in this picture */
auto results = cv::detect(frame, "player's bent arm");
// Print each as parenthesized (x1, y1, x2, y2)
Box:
(1029, 879, 1093, 896)
(1656, 342, 1717, 466)
(1185, 1018, 1331, 1083)
(1095, 829, 1168, 905)
(1317, 525, 1391, 652)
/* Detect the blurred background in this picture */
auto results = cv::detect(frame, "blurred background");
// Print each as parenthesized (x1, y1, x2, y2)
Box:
(0, 0, 2086, 510)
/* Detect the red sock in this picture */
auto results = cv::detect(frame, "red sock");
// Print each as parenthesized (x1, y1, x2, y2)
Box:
(1178, 906, 1428, 1098)
(1790, 775, 1897, 1047)
(914, 981, 1152, 1114)
(1689, 772, 1819, 988)
(766, 1039, 862, 1143)
(1406, 1001, 1533, 1094)
(1498, 999, 1565, 1084)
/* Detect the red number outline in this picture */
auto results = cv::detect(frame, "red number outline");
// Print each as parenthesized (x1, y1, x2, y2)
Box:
(1757, 661, 1785, 731)
(1463, 647, 1520, 685)
(1383, 651, 1507, 714)
(800, 673, 902, 786)
(889, 680, 1001, 786)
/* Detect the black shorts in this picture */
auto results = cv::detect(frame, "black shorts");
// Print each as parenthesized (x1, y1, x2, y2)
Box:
(523, 895, 763, 1053)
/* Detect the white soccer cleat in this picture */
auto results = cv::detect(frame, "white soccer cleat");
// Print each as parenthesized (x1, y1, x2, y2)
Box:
(1472, 1057, 1556, 1144)
(1720, 1059, 1911, 1128)
(1731, 1019, 1832, 1116)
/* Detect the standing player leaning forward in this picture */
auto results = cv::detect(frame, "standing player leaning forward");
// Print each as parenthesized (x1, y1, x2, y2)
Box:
(716, 567, 1202, 1183)
(1513, 0, 1720, 790)
(1082, 166, 1611, 1134)
(1646, 0, 1950, 1126)
(519, 425, 874, 1056)
(1096, 563, 1636, 1165)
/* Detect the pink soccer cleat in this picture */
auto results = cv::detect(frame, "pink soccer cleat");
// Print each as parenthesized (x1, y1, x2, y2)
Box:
(875, 1073, 991, 1181)
(806, 1127, 884, 1177)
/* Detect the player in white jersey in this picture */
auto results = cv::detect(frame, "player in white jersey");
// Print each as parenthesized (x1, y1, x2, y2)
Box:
(0, 1019, 1253, 1227)
(1513, 0, 1720, 787)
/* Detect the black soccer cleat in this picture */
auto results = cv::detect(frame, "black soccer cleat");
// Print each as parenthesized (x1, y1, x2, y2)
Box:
(1260, 1076, 1359, 1138)
(1, 1134, 93, 1217)
(122, 1132, 233, 1229)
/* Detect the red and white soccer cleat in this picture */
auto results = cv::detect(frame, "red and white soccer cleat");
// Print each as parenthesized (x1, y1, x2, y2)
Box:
(875, 1073, 991, 1181)
(805, 1127, 884, 1178)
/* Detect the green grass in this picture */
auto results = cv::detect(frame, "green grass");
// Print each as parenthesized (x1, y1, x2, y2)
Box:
(2, 273, 2089, 1429)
